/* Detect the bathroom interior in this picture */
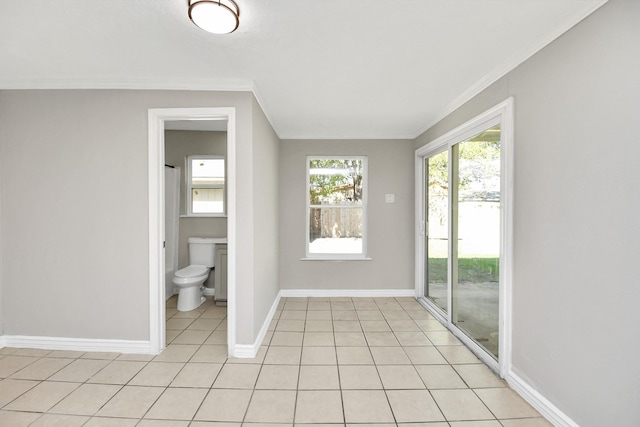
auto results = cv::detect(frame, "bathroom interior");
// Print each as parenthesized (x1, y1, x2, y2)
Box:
(164, 120, 228, 321)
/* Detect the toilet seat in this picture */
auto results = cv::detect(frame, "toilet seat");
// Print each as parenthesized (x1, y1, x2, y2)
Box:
(175, 265, 208, 278)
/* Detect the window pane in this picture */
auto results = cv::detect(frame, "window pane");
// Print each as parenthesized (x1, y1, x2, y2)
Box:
(191, 158, 224, 186)
(309, 159, 363, 206)
(453, 124, 501, 359)
(309, 207, 362, 254)
(426, 151, 449, 313)
(192, 188, 224, 214)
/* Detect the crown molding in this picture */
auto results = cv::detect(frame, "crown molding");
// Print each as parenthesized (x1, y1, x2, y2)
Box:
(248, 82, 283, 139)
(412, 0, 609, 139)
(0, 77, 288, 140)
(0, 77, 255, 92)
(279, 133, 417, 141)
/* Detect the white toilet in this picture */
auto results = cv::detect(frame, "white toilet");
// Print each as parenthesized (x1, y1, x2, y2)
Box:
(172, 237, 217, 312)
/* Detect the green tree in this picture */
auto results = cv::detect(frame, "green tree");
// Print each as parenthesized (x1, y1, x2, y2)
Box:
(427, 127, 501, 197)
(309, 159, 363, 205)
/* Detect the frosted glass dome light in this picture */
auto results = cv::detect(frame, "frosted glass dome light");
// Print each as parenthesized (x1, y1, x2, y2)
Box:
(189, 0, 240, 35)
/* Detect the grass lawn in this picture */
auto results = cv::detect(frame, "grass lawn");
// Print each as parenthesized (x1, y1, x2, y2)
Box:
(428, 257, 499, 283)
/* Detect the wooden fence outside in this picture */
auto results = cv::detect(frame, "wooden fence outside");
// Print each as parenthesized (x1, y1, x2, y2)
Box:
(309, 207, 363, 240)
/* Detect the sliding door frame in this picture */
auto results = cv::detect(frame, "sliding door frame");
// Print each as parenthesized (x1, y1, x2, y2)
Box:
(415, 98, 514, 377)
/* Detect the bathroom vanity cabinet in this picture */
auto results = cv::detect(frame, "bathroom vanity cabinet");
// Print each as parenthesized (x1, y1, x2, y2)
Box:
(214, 244, 228, 306)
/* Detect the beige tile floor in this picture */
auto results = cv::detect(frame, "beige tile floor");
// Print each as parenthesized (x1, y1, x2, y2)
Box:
(0, 296, 552, 426)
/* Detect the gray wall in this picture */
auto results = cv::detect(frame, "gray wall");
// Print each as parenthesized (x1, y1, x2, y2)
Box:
(164, 130, 227, 269)
(0, 155, 3, 335)
(414, 0, 640, 424)
(279, 139, 414, 291)
(251, 97, 281, 337)
(0, 89, 278, 347)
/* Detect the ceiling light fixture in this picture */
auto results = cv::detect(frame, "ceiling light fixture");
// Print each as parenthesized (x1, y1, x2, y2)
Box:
(189, 0, 240, 34)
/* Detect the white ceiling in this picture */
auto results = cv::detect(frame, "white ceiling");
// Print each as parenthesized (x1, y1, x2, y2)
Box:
(0, 0, 606, 139)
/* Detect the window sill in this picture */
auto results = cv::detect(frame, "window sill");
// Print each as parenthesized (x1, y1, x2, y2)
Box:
(300, 257, 373, 262)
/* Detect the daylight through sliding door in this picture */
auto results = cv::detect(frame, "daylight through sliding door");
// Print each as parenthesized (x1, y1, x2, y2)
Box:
(425, 151, 449, 313)
(452, 125, 501, 358)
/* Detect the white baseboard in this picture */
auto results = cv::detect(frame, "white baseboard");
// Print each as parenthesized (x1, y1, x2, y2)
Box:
(279, 288, 416, 298)
(231, 291, 282, 358)
(0, 335, 153, 354)
(1, 289, 412, 358)
(506, 368, 579, 427)
(232, 344, 259, 358)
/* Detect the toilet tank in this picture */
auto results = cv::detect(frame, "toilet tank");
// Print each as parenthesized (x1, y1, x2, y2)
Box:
(188, 237, 217, 267)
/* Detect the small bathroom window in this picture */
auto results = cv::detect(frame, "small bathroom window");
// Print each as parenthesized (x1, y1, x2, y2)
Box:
(187, 155, 225, 216)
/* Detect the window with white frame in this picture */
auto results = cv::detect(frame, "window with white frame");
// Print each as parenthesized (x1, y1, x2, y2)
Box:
(187, 156, 225, 216)
(306, 156, 367, 258)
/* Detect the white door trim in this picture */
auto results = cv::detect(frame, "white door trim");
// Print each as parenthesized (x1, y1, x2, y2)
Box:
(148, 107, 236, 355)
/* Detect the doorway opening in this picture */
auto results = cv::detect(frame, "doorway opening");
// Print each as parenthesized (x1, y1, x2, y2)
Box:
(148, 107, 236, 355)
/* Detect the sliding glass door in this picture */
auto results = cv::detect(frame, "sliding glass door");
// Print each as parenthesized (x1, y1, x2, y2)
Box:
(421, 123, 503, 361)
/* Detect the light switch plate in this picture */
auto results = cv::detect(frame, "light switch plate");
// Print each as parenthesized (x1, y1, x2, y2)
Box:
(385, 194, 395, 203)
